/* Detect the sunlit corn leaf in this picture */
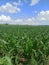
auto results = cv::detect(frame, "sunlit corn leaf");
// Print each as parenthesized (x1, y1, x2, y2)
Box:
(3, 55, 13, 65)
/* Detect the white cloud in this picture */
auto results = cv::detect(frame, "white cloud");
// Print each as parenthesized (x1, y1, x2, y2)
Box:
(30, 0, 40, 6)
(34, 10, 49, 25)
(0, 15, 11, 21)
(13, 18, 36, 25)
(25, 18, 36, 25)
(0, 10, 49, 25)
(13, 0, 22, 6)
(0, 15, 12, 24)
(37, 10, 49, 21)
(0, 3, 21, 14)
(0, 14, 36, 25)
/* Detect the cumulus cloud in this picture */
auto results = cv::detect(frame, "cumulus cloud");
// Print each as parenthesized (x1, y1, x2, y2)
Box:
(0, 10, 49, 25)
(0, 15, 12, 24)
(30, 0, 40, 6)
(34, 10, 49, 25)
(0, 15, 11, 21)
(0, 14, 36, 25)
(0, 3, 21, 14)
(37, 10, 49, 21)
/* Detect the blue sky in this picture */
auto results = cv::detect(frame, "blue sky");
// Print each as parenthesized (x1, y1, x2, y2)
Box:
(0, 0, 49, 25)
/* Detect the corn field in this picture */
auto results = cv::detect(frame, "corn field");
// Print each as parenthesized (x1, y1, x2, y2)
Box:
(0, 25, 49, 65)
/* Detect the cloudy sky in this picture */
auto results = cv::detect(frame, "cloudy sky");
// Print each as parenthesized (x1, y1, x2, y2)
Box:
(0, 0, 49, 25)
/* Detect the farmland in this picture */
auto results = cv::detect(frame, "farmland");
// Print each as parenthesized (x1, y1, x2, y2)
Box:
(0, 25, 49, 65)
